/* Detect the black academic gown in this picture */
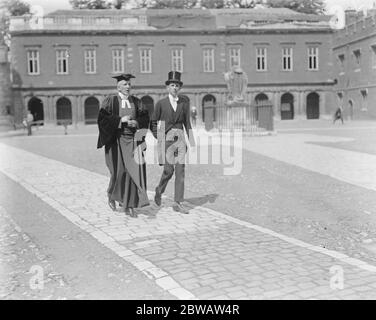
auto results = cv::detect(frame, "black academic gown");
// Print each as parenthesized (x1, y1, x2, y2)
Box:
(97, 94, 150, 209)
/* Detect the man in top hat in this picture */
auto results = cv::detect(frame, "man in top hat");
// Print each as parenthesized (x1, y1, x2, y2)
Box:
(97, 73, 150, 218)
(150, 71, 195, 214)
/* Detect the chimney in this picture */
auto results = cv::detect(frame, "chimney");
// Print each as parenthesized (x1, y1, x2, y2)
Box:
(345, 9, 357, 25)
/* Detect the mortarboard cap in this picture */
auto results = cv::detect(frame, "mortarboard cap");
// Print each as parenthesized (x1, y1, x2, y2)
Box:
(112, 73, 136, 82)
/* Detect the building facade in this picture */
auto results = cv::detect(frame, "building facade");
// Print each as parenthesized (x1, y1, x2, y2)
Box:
(333, 9, 376, 120)
(9, 8, 337, 126)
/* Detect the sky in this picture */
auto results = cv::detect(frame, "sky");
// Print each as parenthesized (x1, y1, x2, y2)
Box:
(23, 0, 376, 15)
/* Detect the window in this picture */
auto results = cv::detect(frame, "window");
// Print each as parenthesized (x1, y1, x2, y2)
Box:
(140, 48, 152, 73)
(361, 89, 368, 111)
(308, 47, 319, 71)
(338, 54, 345, 69)
(229, 47, 241, 69)
(171, 48, 183, 72)
(353, 49, 361, 67)
(84, 49, 96, 74)
(371, 45, 376, 68)
(203, 48, 215, 72)
(112, 49, 125, 73)
(282, 47, 293, 71)
(256, 47, 267, 71)
(56, 49, 69, 74)
(27, 50, 40, 75)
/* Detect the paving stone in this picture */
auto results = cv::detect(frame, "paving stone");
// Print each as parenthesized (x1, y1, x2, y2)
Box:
(2, 141, 376, 301)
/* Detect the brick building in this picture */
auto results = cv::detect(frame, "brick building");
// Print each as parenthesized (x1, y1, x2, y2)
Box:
(9, 8, 337, 126)
(333, 9, 376, 120)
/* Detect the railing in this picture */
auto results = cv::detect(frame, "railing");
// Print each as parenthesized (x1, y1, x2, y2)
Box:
(9, 15, 151, 32)
(203, 101, 274, 133)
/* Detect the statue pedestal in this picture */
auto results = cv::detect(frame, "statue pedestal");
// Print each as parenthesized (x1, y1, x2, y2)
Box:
(225, 101, 250, 128)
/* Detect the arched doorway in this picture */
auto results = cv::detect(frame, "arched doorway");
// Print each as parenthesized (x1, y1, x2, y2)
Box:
(141, 95, 154, 118)
(84, 96, 99, 124)
(281, 93, 294, 120)
(202, 94, 216, 122)
(254, 93, 269, 121)
(255, 93, 268, 102)
(28, 97, 44, 124)
(306, 92, 320, 119)
(56, 97, 72, 125)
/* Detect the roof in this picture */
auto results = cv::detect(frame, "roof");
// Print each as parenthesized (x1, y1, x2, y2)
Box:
(13, 8, 332, 32)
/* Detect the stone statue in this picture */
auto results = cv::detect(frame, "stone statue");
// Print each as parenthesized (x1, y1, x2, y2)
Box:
(224, 67, 248, 104)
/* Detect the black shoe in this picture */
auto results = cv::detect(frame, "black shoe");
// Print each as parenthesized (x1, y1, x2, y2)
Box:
(154, 189, 162, 206)
(125, 208, 137, 218)
(108, 199, 116, 211)
(173, 202, 189, 214)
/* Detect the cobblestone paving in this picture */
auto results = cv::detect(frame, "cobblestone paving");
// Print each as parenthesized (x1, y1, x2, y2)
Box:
(1, 142, 376, 299)
(0, 206, 76, 300)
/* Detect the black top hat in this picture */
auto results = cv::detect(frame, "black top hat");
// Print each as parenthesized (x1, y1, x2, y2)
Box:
(112, 73, 135, 82)
(165, 71, 183, 86)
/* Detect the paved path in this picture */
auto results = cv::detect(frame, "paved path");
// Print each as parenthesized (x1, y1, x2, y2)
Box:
(1, 141, 376, 299)
(242, 133, 376, 193)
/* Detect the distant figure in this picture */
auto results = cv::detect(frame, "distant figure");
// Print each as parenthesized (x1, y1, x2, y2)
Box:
(26, 110, 34, 135)
(191, 106, 197, 127)
(333, 105, 344, 124)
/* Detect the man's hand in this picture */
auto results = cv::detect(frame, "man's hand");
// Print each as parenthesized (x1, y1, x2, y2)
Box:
(127, 120, 138, 128)
(121, 115, 130, 123)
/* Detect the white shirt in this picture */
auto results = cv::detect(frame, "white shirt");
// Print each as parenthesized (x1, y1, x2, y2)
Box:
(119, 92, 131, 109)
(169, 94, 179, 112)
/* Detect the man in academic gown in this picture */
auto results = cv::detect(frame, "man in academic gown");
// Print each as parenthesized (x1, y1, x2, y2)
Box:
(97, 74, 150, 218)
(150, 71, 195, 214)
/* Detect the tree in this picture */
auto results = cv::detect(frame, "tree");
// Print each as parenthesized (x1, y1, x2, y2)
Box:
(0, 0, 30, 47)
(2, 0, 30, 16)
(146, 0, 198, 9)
(267, 0, 325, 15)
(68, 0, 325, 13)
(69, 0, 113, 9)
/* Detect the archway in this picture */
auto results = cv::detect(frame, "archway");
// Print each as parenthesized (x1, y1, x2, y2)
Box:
(141, 95, 154, 117)
(306, 92, 320, 119)
(255, 93, 268, 102)
(56, 97, 72, 125)
(28, 97, 44, 124)
(84, 96, 99, 124)
(281, 93, 294, 120)
(254, 93, 269, 121)
(202, 94, 216, 122)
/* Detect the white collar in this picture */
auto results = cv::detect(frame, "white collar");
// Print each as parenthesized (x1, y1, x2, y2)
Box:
(169, 94, 179, 102)
(119, 92, 129, 100)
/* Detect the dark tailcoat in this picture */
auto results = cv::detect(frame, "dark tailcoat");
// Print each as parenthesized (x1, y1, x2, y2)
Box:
(97, 94, 150, 208)
(151, 95, 195, 165)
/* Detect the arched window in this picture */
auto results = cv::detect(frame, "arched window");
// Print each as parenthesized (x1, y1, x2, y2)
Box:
(202, 94, 216, 122)
(56, 97, 72, 125)
(84, 96, 99, 124)
(141, 95, 154, 117)
(28, 97, 44, 124)
(306, 92, 320, 119)
(281, 93, 294, 120)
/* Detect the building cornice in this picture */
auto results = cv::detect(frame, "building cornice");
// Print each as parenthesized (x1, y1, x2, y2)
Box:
(12, 81, 336, 92)
(10, 28, 334, 37)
